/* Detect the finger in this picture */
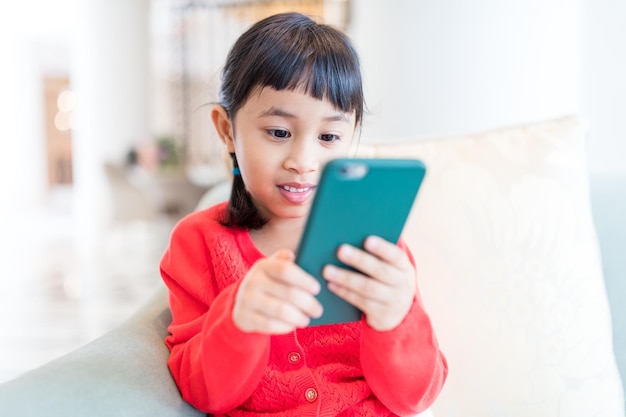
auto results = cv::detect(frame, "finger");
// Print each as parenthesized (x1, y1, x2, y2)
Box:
(323, 264, 389, 301)
(324, 269, 414, 332)
(363, 236, 412, 269)
(253, 291, 315, 328)
(239, 312, 300, 335)
(264, 282, 323, 319)
(326, 277, 386, 315)
(272, 248, 296, 262)
(265, 258, 321, 295)
(335, 244, 392, 284)
(246, 258, 323, 319)
(237, 289, 311, 332)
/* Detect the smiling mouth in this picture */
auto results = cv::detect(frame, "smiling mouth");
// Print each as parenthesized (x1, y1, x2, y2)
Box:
(281, 185, 314, 193)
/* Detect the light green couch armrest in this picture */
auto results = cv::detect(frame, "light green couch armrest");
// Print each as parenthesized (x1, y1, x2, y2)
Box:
(590, 173, 626, 391)
(0, 285, 203, 417)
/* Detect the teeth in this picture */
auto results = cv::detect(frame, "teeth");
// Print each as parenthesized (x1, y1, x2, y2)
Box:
(282, 185, 310, 193)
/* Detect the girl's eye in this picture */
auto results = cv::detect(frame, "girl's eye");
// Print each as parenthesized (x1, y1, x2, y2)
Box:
(319, 134, 340, 143)
(267, 129, 291, 139)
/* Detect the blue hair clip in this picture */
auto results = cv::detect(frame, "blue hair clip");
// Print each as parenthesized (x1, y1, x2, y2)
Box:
(232, 167, 241, 175)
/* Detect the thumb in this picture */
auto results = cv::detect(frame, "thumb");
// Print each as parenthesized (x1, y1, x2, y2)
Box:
(272, 248, 296, 262)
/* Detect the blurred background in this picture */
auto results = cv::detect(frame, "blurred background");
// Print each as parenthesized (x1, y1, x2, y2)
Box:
(0, 0, 624, 383)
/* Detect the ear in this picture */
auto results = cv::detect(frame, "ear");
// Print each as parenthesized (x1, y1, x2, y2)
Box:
(211, 105, 235, 153)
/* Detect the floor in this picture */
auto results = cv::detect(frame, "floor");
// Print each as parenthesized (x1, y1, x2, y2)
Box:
(0, 187, 176, 384)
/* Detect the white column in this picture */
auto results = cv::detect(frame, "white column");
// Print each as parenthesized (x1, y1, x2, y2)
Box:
(0, 9, 47, 215)
(70, 0, 151, 249)
(349, 0, 582, 140)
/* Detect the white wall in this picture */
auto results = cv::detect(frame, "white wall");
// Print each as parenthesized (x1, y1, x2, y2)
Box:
(350, 0, 626, 175)
(350, 0, 582, 138)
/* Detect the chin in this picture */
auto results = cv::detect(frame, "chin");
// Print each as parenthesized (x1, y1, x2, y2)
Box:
(271, 205, 311, 221)
(282, 208, 309, 219)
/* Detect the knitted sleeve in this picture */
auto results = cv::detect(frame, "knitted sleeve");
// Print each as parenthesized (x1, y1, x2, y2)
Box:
(360, 239, 448, 416)
(160, 208, 271, 414)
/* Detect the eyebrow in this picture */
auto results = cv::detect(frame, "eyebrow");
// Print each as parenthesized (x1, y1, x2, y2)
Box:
(258, 106, 351, 124)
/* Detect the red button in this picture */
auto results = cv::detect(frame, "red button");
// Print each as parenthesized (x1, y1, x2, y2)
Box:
(288, 352, 301, 364)
(305, 388, 318, 402)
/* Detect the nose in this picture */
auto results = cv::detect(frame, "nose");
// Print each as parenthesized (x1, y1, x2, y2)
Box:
(283, 137, 319, 174)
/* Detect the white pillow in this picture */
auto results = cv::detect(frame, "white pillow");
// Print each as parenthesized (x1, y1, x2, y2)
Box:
(357, 116, 624, 417)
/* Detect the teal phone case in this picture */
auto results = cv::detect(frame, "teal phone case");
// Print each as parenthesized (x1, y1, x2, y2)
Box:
(295, 158, 427, 326)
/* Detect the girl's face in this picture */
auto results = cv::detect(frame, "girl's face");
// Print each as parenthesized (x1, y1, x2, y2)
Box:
(219, 87, 357, 225)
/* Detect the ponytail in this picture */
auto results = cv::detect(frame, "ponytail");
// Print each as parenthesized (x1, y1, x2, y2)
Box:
(219, 153, 267, 229)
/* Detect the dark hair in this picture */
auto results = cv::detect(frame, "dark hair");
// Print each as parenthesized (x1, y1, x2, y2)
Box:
(218, 12, 365, 229)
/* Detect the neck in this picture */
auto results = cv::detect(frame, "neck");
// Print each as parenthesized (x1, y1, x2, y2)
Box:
(250, 217, 305, 256)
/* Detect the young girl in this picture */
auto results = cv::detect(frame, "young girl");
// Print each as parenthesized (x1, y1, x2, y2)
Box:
(160, 12, 447, 416)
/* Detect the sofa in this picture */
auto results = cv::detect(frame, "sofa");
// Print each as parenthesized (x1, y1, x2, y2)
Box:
(0, 115, 624, 416)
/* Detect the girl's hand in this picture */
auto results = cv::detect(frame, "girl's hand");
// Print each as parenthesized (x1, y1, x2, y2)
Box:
(322, 236, 416, 331)
(233, 249, 323, 334)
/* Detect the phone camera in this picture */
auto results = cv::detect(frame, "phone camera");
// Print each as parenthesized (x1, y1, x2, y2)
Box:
(339, 163, 368, 179)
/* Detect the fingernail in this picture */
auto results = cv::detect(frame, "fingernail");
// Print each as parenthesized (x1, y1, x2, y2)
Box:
(365, 236, 379, 249)
(339, 244, 353, 258)
(312, 281, 321, 294)
(324, 265, 338, 279)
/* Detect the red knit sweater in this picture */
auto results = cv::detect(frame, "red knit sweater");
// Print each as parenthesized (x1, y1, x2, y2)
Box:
(160, 202, 447, 416)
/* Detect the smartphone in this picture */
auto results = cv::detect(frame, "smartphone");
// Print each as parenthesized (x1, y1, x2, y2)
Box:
(295, 158, 427, 326)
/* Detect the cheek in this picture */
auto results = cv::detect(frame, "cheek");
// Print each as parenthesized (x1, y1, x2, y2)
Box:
(238, 151, 273, 189)
(322, 140, 354, 162)
(237, 145, 270, 172)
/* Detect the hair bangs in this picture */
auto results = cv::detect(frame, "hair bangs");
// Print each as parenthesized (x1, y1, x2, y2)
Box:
(222, 14, 363, 125)
(255, 30, 363, 125)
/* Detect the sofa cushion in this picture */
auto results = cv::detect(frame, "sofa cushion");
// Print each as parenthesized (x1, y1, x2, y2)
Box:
(357, 116, 624, 417)
(0, 287, 204, 417)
